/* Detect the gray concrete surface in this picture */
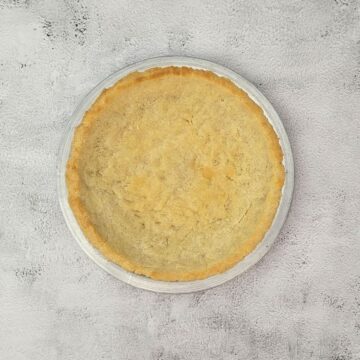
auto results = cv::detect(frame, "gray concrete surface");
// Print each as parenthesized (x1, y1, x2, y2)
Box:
(1, 0, 360, 359)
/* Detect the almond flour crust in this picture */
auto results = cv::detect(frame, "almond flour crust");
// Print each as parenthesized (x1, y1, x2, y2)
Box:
(66, 67, 285, 281)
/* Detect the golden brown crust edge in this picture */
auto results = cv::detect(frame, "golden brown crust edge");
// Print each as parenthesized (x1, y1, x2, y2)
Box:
(66, 66, 285, 281)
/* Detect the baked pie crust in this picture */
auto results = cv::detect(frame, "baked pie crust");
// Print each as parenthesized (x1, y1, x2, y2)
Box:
(66, 67, 284, 281)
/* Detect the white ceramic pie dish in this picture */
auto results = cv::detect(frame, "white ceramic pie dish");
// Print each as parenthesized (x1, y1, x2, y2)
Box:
(57, 56, 294, 293)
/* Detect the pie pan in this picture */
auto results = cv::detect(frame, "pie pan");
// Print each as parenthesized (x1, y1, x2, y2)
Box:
(57, 56, 294, 293)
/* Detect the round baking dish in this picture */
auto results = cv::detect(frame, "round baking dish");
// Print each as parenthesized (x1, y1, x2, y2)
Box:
(57, 56, 294, 293)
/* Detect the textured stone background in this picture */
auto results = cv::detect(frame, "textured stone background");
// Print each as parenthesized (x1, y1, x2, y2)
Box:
(1, 0, 360, 359)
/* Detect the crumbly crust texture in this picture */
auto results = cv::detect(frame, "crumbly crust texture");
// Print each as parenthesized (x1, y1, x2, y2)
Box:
(66, 67, 285, 281)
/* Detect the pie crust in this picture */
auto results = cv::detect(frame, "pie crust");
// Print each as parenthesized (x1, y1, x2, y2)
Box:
(66, 67, 285, 281)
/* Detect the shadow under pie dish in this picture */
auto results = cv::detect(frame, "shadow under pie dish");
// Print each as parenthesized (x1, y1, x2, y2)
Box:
(65, 65, 285, 282)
